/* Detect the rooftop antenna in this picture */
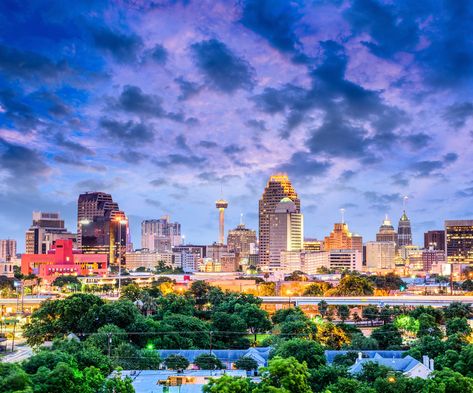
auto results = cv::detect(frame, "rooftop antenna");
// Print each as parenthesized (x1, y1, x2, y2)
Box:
(403, 196, 408, 211)
(240, 213, 244, 226)
(340, 208, 345, 224)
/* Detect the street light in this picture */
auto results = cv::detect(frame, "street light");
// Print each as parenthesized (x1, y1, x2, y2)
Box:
(286, 289, 292, 308)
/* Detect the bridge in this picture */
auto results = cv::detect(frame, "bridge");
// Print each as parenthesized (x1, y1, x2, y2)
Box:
(259, 295, 473, 308)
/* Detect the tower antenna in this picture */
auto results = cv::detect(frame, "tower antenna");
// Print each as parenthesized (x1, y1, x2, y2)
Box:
(403, 196, 408, 211)
(340, 208, 345, 224)
(240, 213, 244, 226)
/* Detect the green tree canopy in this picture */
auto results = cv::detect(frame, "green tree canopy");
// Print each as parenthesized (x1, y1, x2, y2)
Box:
(371, 323, 402, 350)
(194, 353, 225, 370)
(235, 356, 259, 371)
(164, 354, 190, 370)
(332, 275, 374, 296)
(271, 338, 326, 369)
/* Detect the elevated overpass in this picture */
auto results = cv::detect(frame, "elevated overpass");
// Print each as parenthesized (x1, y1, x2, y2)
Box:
(259, 295, 473, 308)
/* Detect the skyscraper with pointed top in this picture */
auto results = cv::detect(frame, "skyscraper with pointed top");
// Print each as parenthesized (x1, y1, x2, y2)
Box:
(259, 174, 300, 270)
(376, 215, 398, 244)
(397, 210, 413, 247)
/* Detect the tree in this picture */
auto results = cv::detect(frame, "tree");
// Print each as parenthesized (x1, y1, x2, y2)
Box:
(235, 303, 272, 343)
(256, 356, 312, 393)
(316, 322, 350, 349)
(271, 338, 326, 369)
(51, 276, 81, 290)
(120, 284, 142, 302)
(194, 353, 224, 370)
(189, 280, 213, 309)
(0, 363, 32, 393)
(103, 372, 135, 393)
(462, 280, 473, 292)
(272, 307, 305, 325)
(258, 282, 276, 296)
(428, 369, 473, 393)
(203, 375, 253, 393)
(454, 345, 473, 377)
(309, 365, 348, 392)
(332, 275, 374, 296)
(323, 377, 376, 393)
(362, 306, 379, 326)
(303, 282, 331, 296)
(369, 273, 405, 291)
(318, 300, 329, 318)
(337, 305, 350, 322)
(345, 334, 378, 350)
(417, 313, 442, 338)
(164, 354, 190, 370)
(85, 324, 127, 355)
(446, 317, 473, 336)
(444, 302, 473, 320)
(371, 324, 402, 349)
(235, 357, 259, 371)
(212, 312, 250, 348)
(406, 336, 445, 360)
(394, 315, 419, 337)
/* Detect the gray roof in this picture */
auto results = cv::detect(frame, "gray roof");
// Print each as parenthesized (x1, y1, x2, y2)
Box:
(349, 355, 423, 374)
(158, 347, 271, 366)
(325, 350, 405, 364)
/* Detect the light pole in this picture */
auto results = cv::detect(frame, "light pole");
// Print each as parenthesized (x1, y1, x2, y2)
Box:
(286, 289, 292, 308)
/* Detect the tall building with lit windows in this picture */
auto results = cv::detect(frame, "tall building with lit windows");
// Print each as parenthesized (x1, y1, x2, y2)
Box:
(259, 174, 300, 270)
(376, 215, 398, 244)
(77, 192, 128, 266)
(397, 211, 413, 247)
(268, 198, 303, 271)
(445, 220, 473, 264)
(324, 222, 363, 254)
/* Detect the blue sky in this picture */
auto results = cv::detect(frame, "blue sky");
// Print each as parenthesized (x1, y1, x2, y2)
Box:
(1, 0, 473, 252)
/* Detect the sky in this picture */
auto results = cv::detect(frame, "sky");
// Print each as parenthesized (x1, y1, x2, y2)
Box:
(1, 0, 473, 252)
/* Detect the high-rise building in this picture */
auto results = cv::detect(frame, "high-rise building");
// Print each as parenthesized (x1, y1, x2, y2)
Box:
(424, 230, 445, 251)
(397, 211, 413, 247)
(25, 212, 75, 254)
(329, 249, 362, 271)
(141, 217, 182, 252)
(259, 174, 300, 269)
(445, 220, 473, 264)
(215, 199, 228, 244)
(268, 198, 303, 271)
(0, 239, 17, 260)
(227, 224, 257, 259)
(422, 249, 446, 272)
(77, 192, 128, 266)
(365, 241, 396, 271)
(324, 222, 363, 254)
(376, 215, 398, 244)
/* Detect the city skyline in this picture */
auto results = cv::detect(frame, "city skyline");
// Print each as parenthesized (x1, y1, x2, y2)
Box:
(1, 1, 473, 250)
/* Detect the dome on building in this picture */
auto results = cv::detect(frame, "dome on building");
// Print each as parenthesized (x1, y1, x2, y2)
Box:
(275, 198, 297, 213)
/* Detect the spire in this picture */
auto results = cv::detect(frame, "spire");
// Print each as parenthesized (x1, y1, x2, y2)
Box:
(340, 208, 345, 224)
(240, 213, 244, 226)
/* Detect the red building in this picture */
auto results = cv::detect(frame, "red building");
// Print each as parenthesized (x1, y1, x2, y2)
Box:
(21, 239, 107, 282)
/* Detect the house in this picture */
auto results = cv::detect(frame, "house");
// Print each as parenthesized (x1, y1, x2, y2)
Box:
(158, 347, 271, 370)
(112, 369, 248, 393)
(348, 352, 433, 379)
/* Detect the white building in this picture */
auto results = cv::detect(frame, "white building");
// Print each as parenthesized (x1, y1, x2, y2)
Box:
(329, 249, 362, 271)
(141, 217, 182, 252)
(280, 250, 329, 274)
(125, 250, 180, 271)
(365, 241, 396, 271)
(269, 198, 303, 272)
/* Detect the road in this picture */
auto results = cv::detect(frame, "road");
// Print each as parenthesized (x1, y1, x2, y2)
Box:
(1, 345, 33, 363)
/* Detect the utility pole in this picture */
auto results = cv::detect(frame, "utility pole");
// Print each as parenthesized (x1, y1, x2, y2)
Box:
(209, 331, 213, 355)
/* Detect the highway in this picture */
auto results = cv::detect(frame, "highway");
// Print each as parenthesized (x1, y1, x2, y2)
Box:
(260, 295, 473, 307)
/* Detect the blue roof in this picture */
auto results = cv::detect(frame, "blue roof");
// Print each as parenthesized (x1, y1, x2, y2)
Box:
(325, 350, 405, 364)
(349, 355, 422, 374)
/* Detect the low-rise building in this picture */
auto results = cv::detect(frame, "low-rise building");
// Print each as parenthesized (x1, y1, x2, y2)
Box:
(329, 249, 362, 271)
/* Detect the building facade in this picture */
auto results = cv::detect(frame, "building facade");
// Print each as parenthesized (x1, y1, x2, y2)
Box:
(141, 217, 182, 252)
(324, 223, 363, 254)
(376, 216, 398, 244)
(280, 250, 329, 274)
(424, 230, 445, 251)
(227, 224, 257, 259)
(268, 198, 303, 272)
(259, 174, 300, 270)
(365, 241, 396, 271)
(21, 239, 107, 283)
(445, 220, 473, 264)
(25, 212, 76, 254)
(329, 249, 362, 271)
(0, 239, 16, 260)
(397, 211, 413, 247)
(77, 192, 128, 266)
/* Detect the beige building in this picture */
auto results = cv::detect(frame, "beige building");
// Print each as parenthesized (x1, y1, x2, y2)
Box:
(125, 250, 180, 271)
(376, 215, 398, 244)
(269, 198, 303, 272)
(329, 249, 362, 271)
(365, 241, 396, 271)
(0, 239, 16, 260)
(281, 250, 329, 274)
(227, 224, 257, 259)
(259, 174, 300, 270)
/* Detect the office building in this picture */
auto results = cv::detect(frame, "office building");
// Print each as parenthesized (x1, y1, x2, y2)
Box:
(227, 224, 257, 259)
(303, 239, 324, 251)
(324, 222, 363, 254)
(268, 198, 303, 272)
(365, 241, 396, 271)
(77, 192, 128, 266)
(424, 230, 445, 251)
(280, 250, 329, 274)
(141, 217, 182, 252)
(25, 212, 76, 254)
(445, 220, 473, 264)
(0, 239, 16, 260)
(329, 249, 362, 271)
(21, 239, 107, 283)
(422, 249, 446, 272)
(0, 257, 20, 278)
(125, 250, 182, 271)
(376, 215, 398, 244)
(397, 211, 413, 247)
(259, 174, 300, 270)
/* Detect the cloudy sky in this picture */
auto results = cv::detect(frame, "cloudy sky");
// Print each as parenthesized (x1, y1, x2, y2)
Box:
(1, 0, 473, 251)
